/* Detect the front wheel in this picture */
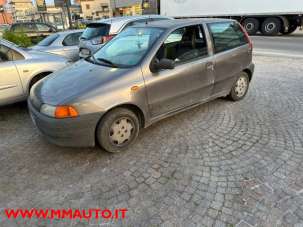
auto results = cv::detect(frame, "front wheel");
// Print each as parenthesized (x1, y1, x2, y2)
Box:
(228, 72, 250, 101)
(96, 108, 140, 153)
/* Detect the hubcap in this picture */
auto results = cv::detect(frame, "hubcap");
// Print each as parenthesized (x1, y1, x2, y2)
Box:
(265, 22, 276, 32)
(234, 76, 248, 97)
(109, 117, 134, 146)
(245, 22, 254, 31)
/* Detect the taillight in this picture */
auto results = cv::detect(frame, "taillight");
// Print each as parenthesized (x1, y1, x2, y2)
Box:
(102, 35, 115, 43)
(239, 23, 253, 51)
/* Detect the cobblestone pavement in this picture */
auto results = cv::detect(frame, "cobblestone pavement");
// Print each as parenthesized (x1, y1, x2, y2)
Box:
(1, 56, 303, 227)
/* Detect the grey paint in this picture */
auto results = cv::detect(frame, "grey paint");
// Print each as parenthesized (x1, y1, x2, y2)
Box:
(0, 39, 69, 106)
(31, 30, 83, 62)
(29, 18, 254, 147)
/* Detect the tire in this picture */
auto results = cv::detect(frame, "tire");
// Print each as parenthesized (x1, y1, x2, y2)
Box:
(261, 17, 282, 36)
(242, 18, 260, 35)
(96, 108, 140, 153)
(281, 24, 298, 35)
(228, 72, 250, 101)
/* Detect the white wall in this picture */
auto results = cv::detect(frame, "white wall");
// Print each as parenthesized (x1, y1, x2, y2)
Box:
(161, 0, 303, 17)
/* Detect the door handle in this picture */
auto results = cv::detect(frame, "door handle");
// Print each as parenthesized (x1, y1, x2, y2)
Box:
(206, 62, 214, 71)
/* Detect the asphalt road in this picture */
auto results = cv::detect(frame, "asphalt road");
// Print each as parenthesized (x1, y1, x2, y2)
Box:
(252, 29, 303, 57)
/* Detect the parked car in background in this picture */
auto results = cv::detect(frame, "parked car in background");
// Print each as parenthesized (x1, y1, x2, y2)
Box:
(0, 39, 69, 106)
(10, 22, 57, 43)
(0, 24, 9, 37)
(31, 30, 83, 62)
(79, 15, 173, 58)
(29, 19, 254, 153)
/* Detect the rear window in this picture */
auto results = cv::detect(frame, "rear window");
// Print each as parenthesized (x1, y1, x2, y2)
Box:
(37, 34, 59, 46)
(208, 22, 248, 53)
(81, 23, 110, 39)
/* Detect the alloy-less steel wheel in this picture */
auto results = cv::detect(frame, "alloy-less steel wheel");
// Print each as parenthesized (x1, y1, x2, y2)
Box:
(97, 108, 140, 153)
(229, 72, 250, 101)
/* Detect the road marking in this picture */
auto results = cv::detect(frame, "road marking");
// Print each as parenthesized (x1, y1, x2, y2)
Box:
(253, 49, 303, 59)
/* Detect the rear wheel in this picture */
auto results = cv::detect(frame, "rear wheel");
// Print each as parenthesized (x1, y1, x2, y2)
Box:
(242, 18, 260, 35)
(261, 17, 281, 36)
(96, 108, 140, 153)
(281, 24, 298, 35)
(228, 72, 250, 101)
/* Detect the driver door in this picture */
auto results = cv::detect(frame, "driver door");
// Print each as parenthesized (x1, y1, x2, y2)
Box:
(0, 44, 24, 104)
(143, 25, 215, 118)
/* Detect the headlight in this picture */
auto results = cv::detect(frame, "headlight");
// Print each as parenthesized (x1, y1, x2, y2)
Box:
(40, 104, 79, 118)
(40, 104, 56, 117)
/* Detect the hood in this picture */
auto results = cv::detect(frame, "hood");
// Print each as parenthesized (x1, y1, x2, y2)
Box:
(27, 49, 66, 61)
(34, 59, 132, 106)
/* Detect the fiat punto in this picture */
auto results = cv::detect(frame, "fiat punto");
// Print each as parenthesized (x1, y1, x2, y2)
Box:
(28, 19, 254, 153)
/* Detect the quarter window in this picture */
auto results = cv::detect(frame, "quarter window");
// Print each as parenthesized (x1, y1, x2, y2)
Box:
(0, 45, 24, 62)
(208, 22, 248, 53)
(156, 25, 208, 64)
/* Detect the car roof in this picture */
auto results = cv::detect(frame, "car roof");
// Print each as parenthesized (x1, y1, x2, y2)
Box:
(94, 15, 172, 24)
(132, 18, 235, 30)
(87, 15, 172, 34)
(56, 29, 84, 35)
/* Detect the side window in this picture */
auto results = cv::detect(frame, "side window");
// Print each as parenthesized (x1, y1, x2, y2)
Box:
(24, 23, 37, 32)
(208, 22, 248, 53)
(36, 23, 51, 32)
(0, 45, 24, 62)
(0, 44, 10, 61)
(11, 24, 24, 32)
(62, 32, 82, 46)
(156, 25, 208, 64)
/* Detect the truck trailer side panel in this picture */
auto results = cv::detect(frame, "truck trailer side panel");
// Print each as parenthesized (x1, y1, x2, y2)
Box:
(161, 0, 303, 17)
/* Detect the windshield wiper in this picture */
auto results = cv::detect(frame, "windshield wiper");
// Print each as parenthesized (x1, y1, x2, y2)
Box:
(96, 58, 118, 68)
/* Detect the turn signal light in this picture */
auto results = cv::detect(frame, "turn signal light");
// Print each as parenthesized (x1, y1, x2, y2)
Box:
(55, 106, 79, 119)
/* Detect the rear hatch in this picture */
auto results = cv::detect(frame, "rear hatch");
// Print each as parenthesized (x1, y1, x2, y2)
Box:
(80, 23, 111, 43)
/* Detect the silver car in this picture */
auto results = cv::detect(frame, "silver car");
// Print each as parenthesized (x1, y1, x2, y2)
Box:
(79, 15, 172, 58)
(29, 19, 254, 153)
(31, 30, 83, 62)
(0, 39, 69, 106)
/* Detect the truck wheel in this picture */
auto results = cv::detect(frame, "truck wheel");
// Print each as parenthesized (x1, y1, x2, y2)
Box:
(242, 18, 259, 35)
(96, 108, 140, 153)
(281, 24, 298, 35)
(261, 17, 281, 36)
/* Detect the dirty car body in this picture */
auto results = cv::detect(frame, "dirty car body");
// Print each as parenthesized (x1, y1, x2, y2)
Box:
(28, 19, 254, 152)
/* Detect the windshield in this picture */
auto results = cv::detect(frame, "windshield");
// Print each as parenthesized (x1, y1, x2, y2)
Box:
(93, 27, 164, 67)
(37, 34, 59, 46)
(81, 23, 110, 39)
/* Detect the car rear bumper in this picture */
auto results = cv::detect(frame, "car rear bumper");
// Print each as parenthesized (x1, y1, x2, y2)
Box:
(28, 99, 102, 148)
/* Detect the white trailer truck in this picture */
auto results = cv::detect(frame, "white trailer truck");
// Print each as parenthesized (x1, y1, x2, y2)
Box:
(160, 0, 303, 35)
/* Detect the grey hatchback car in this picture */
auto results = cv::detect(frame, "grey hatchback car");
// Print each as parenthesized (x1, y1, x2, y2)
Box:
(28, 19, 254, 153)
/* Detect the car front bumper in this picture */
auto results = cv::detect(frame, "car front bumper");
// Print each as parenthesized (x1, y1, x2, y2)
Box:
(28, 100, 102, 148)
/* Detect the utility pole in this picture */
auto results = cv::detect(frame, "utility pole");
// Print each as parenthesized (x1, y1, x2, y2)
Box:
(64, 0, 72, 29)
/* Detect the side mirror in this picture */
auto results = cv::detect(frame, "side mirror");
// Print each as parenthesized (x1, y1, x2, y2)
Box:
(150, 58, 175, 73)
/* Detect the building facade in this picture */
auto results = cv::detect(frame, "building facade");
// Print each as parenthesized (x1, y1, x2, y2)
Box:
(110, 0, 158, 16)
(80, 0, 112, 20)
(10, 0, 36, 21)
(0, 0, 13, 24)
